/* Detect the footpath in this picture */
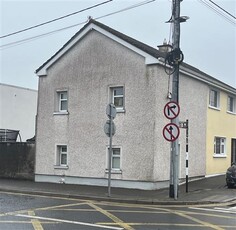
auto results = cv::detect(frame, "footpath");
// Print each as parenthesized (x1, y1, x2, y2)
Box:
(0, 175, 235, 205)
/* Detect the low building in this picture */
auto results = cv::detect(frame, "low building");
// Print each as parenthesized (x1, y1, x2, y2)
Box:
(0, 83, 37, 142)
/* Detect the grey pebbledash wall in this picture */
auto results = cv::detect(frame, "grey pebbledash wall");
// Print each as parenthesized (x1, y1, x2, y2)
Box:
(0, 143, 35, 180)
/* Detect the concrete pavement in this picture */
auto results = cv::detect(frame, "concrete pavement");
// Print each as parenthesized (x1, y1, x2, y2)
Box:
(0, 175, 235, 205)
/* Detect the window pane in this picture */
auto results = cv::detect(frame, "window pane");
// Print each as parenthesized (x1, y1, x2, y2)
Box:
(60, 101, 67, 111)
(114, 87, 123, 96)
(228, 96, 234, 112)
(61, 154, 67, 165)
(215, 138, 220, 154)
(113, 149, 120, 155)
(210, 90, 217, 107)
(221, 145, 224, 154)
(114, 97, 123, 107)
(61, 146, 67, 152)
(112, 157, 120, 169)
(60, 92, 67, 99)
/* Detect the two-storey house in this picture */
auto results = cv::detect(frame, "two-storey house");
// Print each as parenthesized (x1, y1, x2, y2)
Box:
(35, 19, 235, 189)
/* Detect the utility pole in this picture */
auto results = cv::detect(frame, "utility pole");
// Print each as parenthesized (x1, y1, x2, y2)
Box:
(169, 0, 181, 200)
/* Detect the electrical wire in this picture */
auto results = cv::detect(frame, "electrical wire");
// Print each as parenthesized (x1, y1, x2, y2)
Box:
(208, 0, 236, 20)
(0, 0, 156, 50)
(0, 0, 112, 39)
(96, 0, 155, 20)
(0, 20, 88, 49)
(198, 0, 236, 25)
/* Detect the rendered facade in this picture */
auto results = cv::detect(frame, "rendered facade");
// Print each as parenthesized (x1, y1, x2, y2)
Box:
(206, 87, 236, 175)
(35, 19, 235, 189)
(0, 83, 37, 142)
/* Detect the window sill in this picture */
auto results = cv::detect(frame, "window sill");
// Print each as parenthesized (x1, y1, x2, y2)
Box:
(227, 111, 236, 115)
(213, 154, 226, 158)
(54, 165, 69, 169)
(208, 105, 220, 111)
(105, 169, 122, 174)
(116, 108, 125, 113)
(53, 111, 69, 115)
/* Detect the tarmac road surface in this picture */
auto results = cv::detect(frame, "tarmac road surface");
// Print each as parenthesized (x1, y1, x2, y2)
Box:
(0, 191, 236, 230)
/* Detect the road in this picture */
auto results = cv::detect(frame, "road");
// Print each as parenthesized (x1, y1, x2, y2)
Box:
(0, 191, 235, 230)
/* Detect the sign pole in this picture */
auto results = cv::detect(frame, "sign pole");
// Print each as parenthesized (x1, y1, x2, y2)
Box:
(179, 120, 189, 193)
(105, 103, 116, 197)
(108, 114, 112, 197)
(185, 119, 189, 193)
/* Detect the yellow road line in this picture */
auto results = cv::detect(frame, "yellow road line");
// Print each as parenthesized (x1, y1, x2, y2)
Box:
(28, 211, 44, 230)
(34, 202, 88, 211)
(173, 211, 225, 230)
(17, 214, 123, 230)
(88, 202, 134, 230)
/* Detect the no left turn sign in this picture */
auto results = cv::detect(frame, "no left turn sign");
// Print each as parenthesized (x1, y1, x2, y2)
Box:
(162, 123, 180, 142)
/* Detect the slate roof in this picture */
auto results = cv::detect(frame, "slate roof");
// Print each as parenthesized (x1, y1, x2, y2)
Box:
(35, 19, 236, 92)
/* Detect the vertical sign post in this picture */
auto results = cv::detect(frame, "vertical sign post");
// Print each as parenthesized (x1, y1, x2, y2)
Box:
(104, 104, 116, 197)
(108, 115, 113, 197)
(179, 119, 189, 193)
(185, 119, 189, 193)
(163, 101, 180, 199)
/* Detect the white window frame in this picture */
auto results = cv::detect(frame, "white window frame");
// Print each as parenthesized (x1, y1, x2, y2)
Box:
(110, 86, 125, 112)
(209, 89, 220, 109)
(227, 95, 236, 114)
(59, 91, 68, 112)
(214, 137, 226, 157)
(106, 146, 122, 173)
(54, 145, 69, 169)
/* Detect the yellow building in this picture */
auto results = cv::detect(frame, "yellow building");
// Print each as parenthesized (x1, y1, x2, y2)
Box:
(206, 85, 236, 175)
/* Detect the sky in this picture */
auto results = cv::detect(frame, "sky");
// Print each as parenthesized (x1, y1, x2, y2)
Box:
(0, 0, 235, 90)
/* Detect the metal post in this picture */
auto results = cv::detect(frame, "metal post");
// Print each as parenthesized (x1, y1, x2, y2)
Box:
(170, 0, 181, 200)
(108, 109, 113, 197)
(185, 119, 189, 193)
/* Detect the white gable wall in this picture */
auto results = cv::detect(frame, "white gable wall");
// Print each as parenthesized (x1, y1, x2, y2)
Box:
(36, 30, 162, 188)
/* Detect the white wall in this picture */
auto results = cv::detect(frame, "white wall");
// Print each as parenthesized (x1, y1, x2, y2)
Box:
(0, 83, 37, 141)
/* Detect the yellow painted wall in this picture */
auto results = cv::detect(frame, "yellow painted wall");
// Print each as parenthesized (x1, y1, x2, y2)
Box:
(206, 90, 236, 175)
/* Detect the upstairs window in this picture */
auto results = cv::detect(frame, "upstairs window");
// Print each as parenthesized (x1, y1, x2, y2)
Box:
(209, 89, 220, 108)
(111, 86, 124, 111)
(214, 137, 226, 156)
(227, 96, 235, 113)
(59, 91, 68, 112)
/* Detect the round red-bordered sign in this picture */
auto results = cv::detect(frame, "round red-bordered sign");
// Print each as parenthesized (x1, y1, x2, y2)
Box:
(164, 101, 180, 120)
(162, 123, 180, 142)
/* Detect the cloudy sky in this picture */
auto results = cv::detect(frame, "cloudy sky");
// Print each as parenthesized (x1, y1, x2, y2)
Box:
(0, 0, 235, 90)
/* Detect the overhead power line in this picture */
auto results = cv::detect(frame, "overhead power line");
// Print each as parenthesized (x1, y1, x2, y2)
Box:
(0, 0, 112, 39)
(208, 0, 236, 20)
(0, 0, 156, 50)
(198, 0, 236, 25)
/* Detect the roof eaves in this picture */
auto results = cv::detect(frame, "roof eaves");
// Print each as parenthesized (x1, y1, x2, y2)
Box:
(35, 20, 93, 74)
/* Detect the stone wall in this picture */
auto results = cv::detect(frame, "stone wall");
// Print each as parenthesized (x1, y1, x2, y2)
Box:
(0, 143, 35, 180)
